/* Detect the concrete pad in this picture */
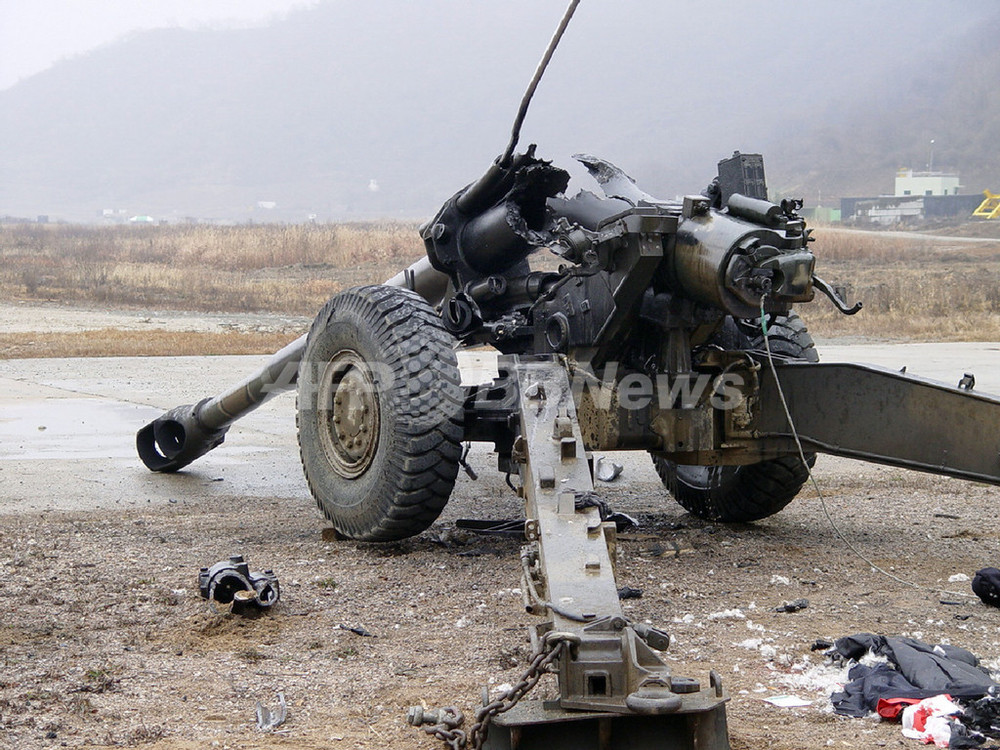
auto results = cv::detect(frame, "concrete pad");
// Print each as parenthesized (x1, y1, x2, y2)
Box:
(818, 341, 1000, 393)
(3, 342, 999, 516)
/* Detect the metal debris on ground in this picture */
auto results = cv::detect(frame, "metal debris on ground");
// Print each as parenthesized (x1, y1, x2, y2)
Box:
(573, 491, 638, 530)
(455, 518, 527, 538)
(427, 526, 478, 547)
(198, 555, 280, 615)
(594, 456, 623, 482)
(255, 692, 288, 732)
(339, 624, 376, 637)
(645, 539, 694, 558)
(972, 567, 1000, 606)
(617, 585, 643, 600)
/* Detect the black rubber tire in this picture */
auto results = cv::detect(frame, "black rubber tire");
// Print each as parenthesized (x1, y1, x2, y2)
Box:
(651, 311, 818, 523)
(297, 285, 464, 541)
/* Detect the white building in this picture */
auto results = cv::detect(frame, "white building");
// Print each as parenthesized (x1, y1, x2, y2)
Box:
(894, 168, 961, 197)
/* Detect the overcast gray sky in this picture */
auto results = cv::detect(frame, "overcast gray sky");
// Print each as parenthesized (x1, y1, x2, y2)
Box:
(0, 0, 318, 90)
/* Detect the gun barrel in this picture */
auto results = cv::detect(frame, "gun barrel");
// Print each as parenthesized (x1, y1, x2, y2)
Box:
(137, 256, 450, 472)
(198, 334, 306, 432)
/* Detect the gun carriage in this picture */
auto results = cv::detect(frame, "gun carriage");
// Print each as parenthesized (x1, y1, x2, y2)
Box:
(137, 4, 1000, 747)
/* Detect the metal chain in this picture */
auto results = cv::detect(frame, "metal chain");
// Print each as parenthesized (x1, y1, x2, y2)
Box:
(416, 706, 467, 750)
(415, 634, 573, 750)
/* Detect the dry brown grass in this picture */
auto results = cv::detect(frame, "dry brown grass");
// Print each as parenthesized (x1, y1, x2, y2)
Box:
(0, 329, 300, 359)
(5, 222, 1000, 358)
(805, 227, 1000, 340)
(1, 222, 424, 315)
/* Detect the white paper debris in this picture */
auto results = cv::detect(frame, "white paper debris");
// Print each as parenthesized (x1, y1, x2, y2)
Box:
(763, 694, 813, 708)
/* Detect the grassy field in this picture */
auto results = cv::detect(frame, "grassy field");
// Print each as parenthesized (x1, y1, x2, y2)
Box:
(803, 225, 1000, 339)
(1, 222, 423, 314)
(3, 221, 1000, 358)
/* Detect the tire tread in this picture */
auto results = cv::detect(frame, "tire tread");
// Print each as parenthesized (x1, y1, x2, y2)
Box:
(298, 285, 463, 541)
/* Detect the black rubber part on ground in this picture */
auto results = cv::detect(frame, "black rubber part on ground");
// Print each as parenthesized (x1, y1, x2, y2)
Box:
(297, 285, 464, 541)
(651, 311, 818, 523)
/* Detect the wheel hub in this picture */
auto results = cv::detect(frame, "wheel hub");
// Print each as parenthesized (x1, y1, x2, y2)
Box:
(317, 349, 380, 478)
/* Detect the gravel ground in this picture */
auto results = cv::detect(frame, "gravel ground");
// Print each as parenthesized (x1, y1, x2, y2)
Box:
(5, 452, 1000, 750)
(5, 308, 1000, 750)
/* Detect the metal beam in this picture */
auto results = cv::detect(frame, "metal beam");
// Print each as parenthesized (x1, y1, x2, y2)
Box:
(751, 361, 1000, 484)
(487, 354, 728, 749)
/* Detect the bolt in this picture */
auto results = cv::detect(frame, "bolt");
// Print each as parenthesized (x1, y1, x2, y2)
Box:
(431, 223, 450, 243)
(406, 706, 447, 726)
(524, 382, 545, 400)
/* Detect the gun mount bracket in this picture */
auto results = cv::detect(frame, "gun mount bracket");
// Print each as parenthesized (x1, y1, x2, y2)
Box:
(483, 354, 729, 749)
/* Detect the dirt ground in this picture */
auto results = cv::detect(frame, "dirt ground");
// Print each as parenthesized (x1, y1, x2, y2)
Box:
(5, 306, 1000, 750)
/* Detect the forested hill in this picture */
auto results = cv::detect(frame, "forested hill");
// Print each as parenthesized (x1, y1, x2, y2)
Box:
(1, 1, 996, 222)
(769, 16, 1000, 203)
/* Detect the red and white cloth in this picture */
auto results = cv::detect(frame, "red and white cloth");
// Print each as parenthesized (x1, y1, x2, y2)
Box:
(900, 695, 963, 747)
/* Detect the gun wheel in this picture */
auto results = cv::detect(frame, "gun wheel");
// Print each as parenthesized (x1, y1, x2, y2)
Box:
(652, 312, 818, 523)
(297, 285, 464, 541)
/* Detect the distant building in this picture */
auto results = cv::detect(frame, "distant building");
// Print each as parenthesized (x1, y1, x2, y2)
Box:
(800, 206, 841, 224)
(894, 168, 961, 197)
(841, 167, 978, 225)
(101, 208, 129, 222)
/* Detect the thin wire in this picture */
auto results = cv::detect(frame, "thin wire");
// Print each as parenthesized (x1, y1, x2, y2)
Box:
(758, 296, 972, 600)
(500, 0, 581, 166)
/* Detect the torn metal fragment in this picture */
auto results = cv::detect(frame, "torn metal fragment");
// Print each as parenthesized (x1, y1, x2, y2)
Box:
(198, 555, 280, 615)
(256, 692, 287, 731)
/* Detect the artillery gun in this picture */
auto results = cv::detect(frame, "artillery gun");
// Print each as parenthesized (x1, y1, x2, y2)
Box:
(137, 4, 1000, 748)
